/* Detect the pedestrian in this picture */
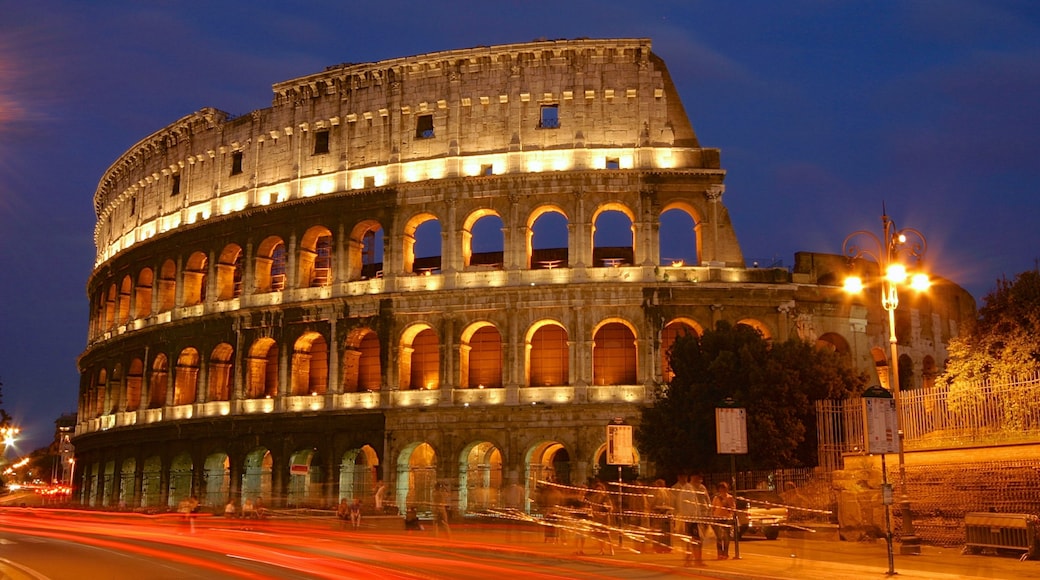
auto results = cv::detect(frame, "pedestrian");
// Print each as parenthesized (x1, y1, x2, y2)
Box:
(689, 473, 712, 545)
(674, 474, 705, 567)
(712, 481, 737, 559)
(242, 497, 256, 519)
(337, 498, 350, 528)
(350, 498, 363, 530)
(651, 478, 674, 553)
(586, 482, 614, 555)
(374, 480, 387, 513)
(404, 506, 423, 532)
(224, 499, 237, 519)
(432, 484, 452, 539)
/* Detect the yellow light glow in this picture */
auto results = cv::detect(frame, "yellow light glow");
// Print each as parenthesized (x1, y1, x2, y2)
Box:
(843, 276, 864, 293)
(910, 273, 931, 291)
(886, 264, 908, 284)
(528, 159, 544, 173)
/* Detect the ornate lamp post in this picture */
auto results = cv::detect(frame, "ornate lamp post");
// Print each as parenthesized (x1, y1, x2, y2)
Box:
(842, 208, 928, 555)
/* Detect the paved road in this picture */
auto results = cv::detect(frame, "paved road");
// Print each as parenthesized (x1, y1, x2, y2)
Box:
(1, 506, 1038, 579)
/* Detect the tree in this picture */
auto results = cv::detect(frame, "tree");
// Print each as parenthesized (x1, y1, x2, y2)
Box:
(943, 267, 1040, 384)
(636, 322, 866, 478)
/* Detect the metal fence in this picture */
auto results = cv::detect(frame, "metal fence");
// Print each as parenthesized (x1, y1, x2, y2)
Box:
(817, 371, 1040, 469)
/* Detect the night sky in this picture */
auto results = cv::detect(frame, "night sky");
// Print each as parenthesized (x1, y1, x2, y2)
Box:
(2, 1, 1038, 452)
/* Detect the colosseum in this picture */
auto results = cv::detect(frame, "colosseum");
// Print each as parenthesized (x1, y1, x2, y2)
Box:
(75, 38, 975, 514)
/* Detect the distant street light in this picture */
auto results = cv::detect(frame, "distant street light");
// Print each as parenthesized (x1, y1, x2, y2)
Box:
(842, 208, 928, 555)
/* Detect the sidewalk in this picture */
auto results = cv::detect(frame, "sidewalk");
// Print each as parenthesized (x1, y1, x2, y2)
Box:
(366, 515, 1040, 579)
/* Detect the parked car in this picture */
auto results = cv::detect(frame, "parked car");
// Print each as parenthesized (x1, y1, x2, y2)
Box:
(735, 489, 788, 540)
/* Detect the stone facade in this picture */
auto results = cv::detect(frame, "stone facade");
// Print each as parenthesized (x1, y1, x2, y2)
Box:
(75, 38, 976, 514)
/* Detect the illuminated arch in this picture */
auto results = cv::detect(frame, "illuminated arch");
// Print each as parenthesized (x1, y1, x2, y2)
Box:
(207, 343, 234, 402)
(168, 452, 193, 508)
(339, 445, 380, 502)
(134, 267, 153, 319)
(126, 357, 144, 411)
(459, 441, 503, 511)
(396, 442, 438, 511)
(460, 321, 502, 388)
(343, 327, 381, 392)
(255, 236, 286, 293)
(158, 259, 176, 311)
(402, 212, 440, 274)
(527, 205, 569, 270)
(247, 338, 279, 399)
(348, 220, 384, 281)
(591, 202, 636, 267)
(173, 347, 200, 405)
(149, 353, 169, 408)
(117, 275, 132, 324)
(202, 453, 230, 508)
(94, 368, 108, 417)
(525, 320, 569, 387)
(215, 244, 243, 300)
(182, 251, 208, 307)
(242, 448, 273, 505)
(592, 318, 638, 386)
(816, 332, 851, 355)
(291, 331, 328, 396)
(103, 283, 117, 329)
(736, 318, 772, 341)
(662, 318, 703, 382)
(461, 209, 504, 269)
(399, 323, 439, 390)
(659, 200, 703, 267)
(298, 225, 333, 288)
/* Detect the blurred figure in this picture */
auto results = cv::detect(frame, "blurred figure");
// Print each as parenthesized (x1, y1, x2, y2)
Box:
(712, 482, 736, 559)
(350, 498, 363, 530)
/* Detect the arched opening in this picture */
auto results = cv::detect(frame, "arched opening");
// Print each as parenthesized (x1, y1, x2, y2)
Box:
(528, 207, 569, 269)
(527, 322, 569, 387)
(93, 369, 107, 418)
(816, 332, 851, 356)
(255, 236, 286, 293)
(526, 442, 571, 513)
(141, 456, 162, 507)
(343, 328, 382, 392)
(462, 210, 504, 269)
(291, 332, 328, 396)
(247, 338, 279, 399)
(287, 449, 323, 508)
(460, 323, 502, 388)
(593, 443, 641, 482)
(459, 441, 502, 512)
(339, 445, 379, 505)
(108, 364, 123, 414)
(202, 453, 230, 508)
(168, 452, 193, 509)
(215, 244, 243, 300)
(593, 320, 637, 385)
(404, 213, 441, 274)
(736, 318, 772, 341)
(659, 204, 701, 267)
(135, 268, 153, 318)
(149, 354, 169, 408)
(117, 275, 132, 324)
(871, 346, 890, 391)
(299, 226, 333, 288)
(173, 348, 200, 406)
(119, 458, 136, 508)
(922, 355, 937, 390)
(182, 251, 208, 306)
(397, 442, 437, 514)
(899, 354, 915, 391)
(662, 319, 702, 383)
(591, 205, 635, 267)
(126, 358, 144, 411)
(349, 220, 384, 281)
(103, 284, 116, 329)
(399, 325, 439, 390)
(241, 448, 273, 505)
(158, 259, 176, 312)
(208, 343, 234, 401)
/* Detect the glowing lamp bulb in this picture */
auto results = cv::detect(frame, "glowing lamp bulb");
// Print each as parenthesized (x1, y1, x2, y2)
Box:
(843, 276, 864, 294)
(910, 273, 931, 291)
(886, 264, 908, 284)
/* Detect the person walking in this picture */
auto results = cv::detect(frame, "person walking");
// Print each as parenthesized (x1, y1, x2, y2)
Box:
(349, 498, 363, 530)
(432, 484, 452, 539)
(711, 482, 737, 559)
(674, 474, 705, 567)
(650, 479, 674, 553)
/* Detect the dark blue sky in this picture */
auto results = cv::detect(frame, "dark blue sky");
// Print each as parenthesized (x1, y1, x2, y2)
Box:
(2, 1, 1038, 451)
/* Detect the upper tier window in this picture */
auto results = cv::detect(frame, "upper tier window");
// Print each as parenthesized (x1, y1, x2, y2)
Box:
(416, 114, 434, 139)
(313, 130, 330, 155)
(230, 151, 244, 176)
(539, 104, 560, 129)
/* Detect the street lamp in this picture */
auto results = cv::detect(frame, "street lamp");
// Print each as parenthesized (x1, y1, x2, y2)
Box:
(842, 208, 928, 555)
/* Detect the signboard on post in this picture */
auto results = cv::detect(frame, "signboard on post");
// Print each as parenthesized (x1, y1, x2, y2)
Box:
(715, 406, 748, 455)
(606, 417, 635, 466)
(862, 385, 900, 455)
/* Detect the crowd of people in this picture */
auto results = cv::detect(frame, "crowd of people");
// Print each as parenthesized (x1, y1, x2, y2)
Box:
(536, 474, 743, 567)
